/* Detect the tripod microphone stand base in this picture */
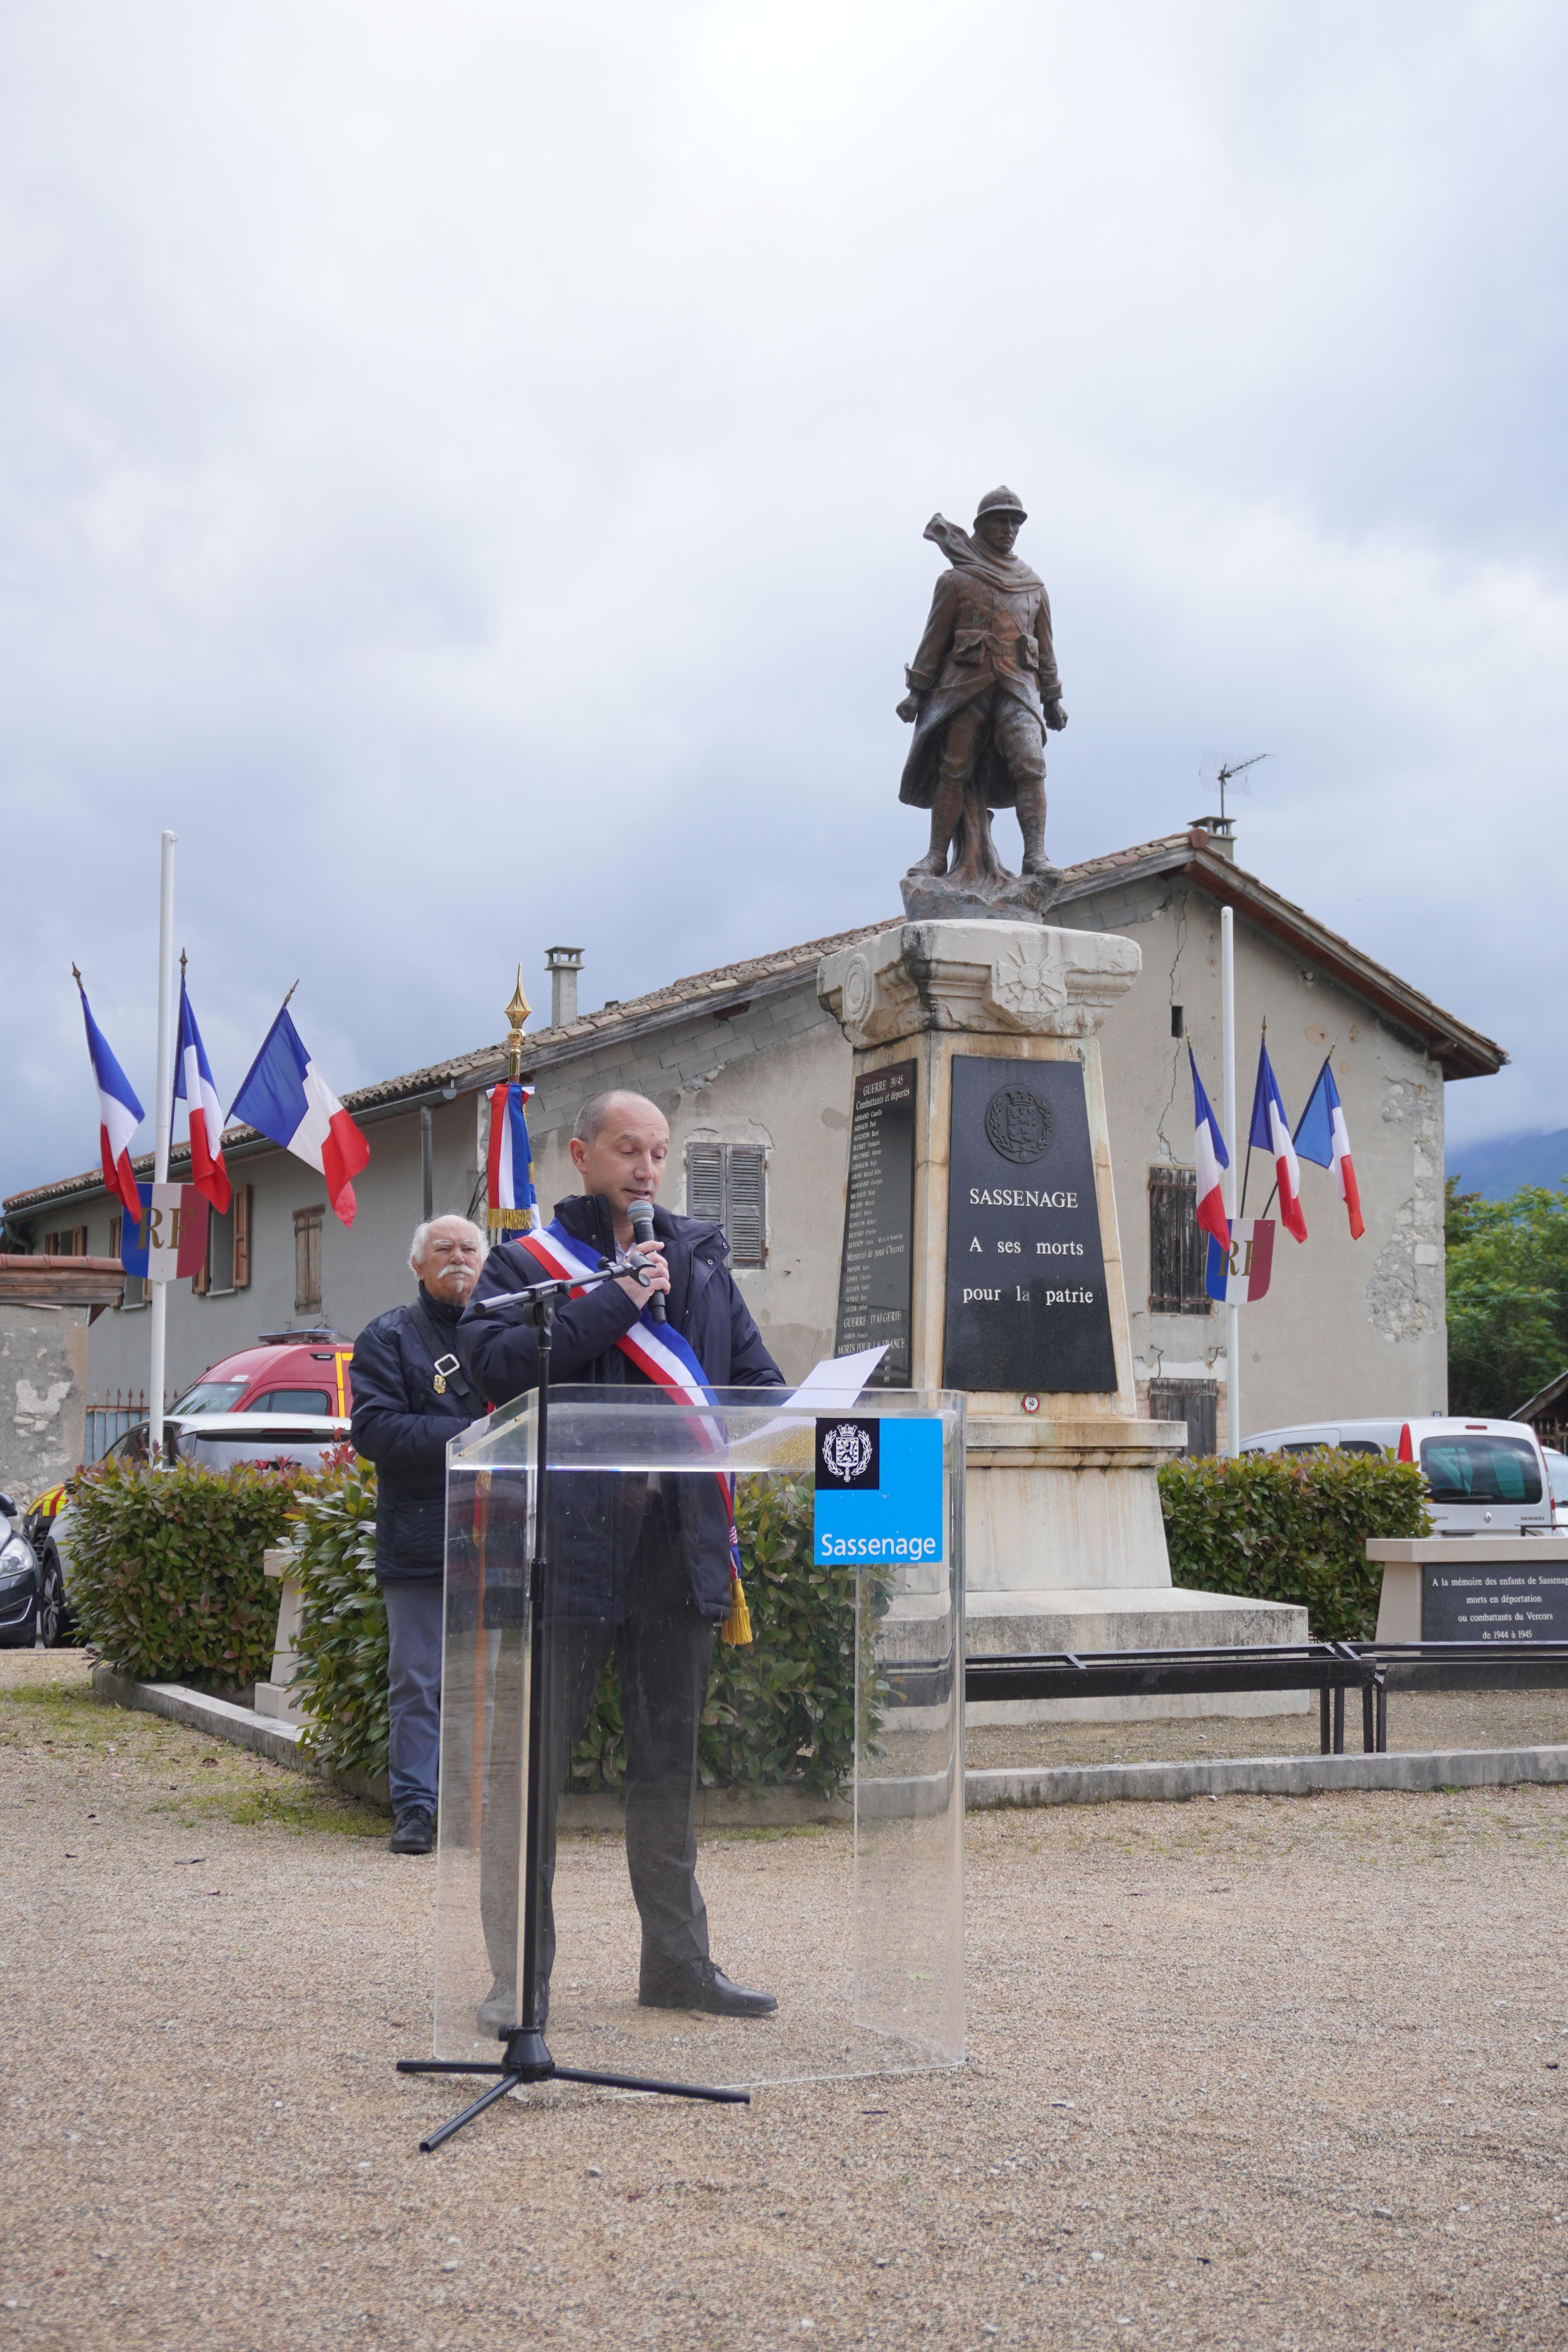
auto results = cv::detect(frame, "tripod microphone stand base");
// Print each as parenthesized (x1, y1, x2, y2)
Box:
(398, 2029, 750, 2154)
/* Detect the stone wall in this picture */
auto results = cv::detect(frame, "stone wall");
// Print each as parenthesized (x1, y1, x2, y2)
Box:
(1, 1305, 89, 1503)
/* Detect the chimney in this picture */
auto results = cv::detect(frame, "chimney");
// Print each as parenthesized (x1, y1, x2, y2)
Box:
(1189, 814, 1236, 862)
(545, 945, 584, 1028)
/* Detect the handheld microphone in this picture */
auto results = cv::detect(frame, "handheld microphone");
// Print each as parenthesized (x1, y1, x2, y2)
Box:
(628, 1198, 667, 1323)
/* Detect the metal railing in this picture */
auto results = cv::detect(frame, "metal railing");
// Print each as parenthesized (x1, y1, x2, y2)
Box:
(84, 1390, 155, 1463)
(942, 1639, 1568, 1758)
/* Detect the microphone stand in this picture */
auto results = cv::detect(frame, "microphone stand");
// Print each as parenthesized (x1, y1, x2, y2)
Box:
(396, 1259, 749, 2151)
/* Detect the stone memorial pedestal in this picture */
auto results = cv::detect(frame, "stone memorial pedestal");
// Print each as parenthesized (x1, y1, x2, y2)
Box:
(818, 919, 1305, 1721)
(1369, 1536, 1568, 1643)
(254, 1544, 306, 1728)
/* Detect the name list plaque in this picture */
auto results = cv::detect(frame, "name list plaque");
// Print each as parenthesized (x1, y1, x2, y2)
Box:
(834, 1059, 916, 1388)
(943, 1054, 1118, 1395)
(1422, 1560, 1568, 1643)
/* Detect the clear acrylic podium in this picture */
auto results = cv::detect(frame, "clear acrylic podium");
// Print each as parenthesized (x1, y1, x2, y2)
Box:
(421, 1383, 965, 2119)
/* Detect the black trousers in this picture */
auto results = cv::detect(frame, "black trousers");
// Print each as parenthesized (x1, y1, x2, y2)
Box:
(479, 1514, 714, 2002)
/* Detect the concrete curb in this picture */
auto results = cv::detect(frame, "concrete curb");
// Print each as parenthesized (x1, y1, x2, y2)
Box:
(89, 1664, 392, 1809)
(86, 1664, 847, 1827)
(90, 1664, 1568, 1816)
(965, 1745, 1568, 1808)
(91, 1664, 306, 1765)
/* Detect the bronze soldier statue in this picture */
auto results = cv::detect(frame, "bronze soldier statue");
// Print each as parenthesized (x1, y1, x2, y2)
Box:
(897, 486, 1068, 915)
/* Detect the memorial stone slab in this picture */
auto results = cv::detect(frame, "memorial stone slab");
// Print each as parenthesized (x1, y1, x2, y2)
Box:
(942, 1054, 1118, 1395)
(834, 1059, 916, 1387)
(1422, 1559, 1568, 1642)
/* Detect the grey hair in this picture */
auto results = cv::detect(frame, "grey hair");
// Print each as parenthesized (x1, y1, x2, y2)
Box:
(409, 1215, 487, 1272)
(572, 1089, 664, 1147)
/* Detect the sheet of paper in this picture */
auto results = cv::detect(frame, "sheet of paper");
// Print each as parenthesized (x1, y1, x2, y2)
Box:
(781, 1345, 889, 1408)
(722, 1347, 893, 1469)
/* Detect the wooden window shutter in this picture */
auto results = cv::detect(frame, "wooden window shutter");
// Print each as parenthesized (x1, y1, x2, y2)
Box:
(232, 1185, 251, 1289)
(1149, 1376, 1219, 1459)
(294, 1205, 324, 1313)
(726, 1147, 766, 1268)
(686, 1145, 725, 1225)
(1148, 1166, 1209, 1315)
(71, 1226, 88, 1256)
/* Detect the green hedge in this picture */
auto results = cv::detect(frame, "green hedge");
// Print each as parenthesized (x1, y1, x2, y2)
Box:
(1160, 1451, 1432, 1640)
(287, 1462, 388, 1782)
(280, 1465, 858, 1798)
(69, 1454, 300, 1686)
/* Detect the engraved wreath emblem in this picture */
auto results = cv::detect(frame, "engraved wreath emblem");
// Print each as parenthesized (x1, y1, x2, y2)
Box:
(984, 1083, 1053, 1165)
(820, 1423, 874, 1483)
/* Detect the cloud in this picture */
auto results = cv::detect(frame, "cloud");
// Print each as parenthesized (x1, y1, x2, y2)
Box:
(3, 0, 1564, 1201)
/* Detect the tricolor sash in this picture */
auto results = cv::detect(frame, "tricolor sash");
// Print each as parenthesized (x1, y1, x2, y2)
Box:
(512, 1218, 753, 1644)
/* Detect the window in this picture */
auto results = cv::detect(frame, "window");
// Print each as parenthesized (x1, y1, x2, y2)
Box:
(1419, 1434, 1542, 1504)
(685, 1143, 767, 1267)
(1148, 1166, 1210, 1315)
(108, 1214, 146, 1308)
(1148, 1377, 1218, 1459)
(294, 1205, 325, 1314)
(169, 1379, 248, 1416)
(44, 1227, 88, 1256)
(195, 1194, 238, 1296)
(247, 1388, 331, 1416)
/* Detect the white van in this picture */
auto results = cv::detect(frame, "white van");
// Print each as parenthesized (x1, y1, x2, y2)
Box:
(1241, 1417, 1554, 1538)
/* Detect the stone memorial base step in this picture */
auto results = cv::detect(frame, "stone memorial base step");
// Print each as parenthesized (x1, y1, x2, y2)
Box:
(964, 1587, 1310, 1725)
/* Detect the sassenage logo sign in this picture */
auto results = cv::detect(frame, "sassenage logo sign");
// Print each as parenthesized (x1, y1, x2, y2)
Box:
(812, 1414, 943, 1564)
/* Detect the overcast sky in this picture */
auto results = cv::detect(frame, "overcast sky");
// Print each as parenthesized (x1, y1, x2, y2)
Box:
(3, 0, 1564, 1205)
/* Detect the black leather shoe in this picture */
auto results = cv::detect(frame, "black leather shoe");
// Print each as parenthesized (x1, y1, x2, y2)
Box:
(639, 1958, 777, 2016)
(389, 1806, 435, 1855)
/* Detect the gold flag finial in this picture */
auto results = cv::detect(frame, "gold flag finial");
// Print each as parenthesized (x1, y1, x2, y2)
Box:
(505, 965, 532, 1081)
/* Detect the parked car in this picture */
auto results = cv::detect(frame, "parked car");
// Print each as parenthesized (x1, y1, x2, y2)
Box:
(1242, 1416, 1553, 1537)
(166, 1328, 354, 1421)
(43, 1415, 351, 1624)
(0, 1490, 64, 1648)
(1543, 1446, 1568, 1531)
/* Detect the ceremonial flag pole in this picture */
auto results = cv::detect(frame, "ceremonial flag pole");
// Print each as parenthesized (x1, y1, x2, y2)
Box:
(149, 831, 177, 1465)
(1221, 905, 1240, 1457)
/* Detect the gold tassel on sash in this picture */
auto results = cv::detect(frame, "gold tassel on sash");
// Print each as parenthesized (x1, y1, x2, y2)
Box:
(721, 1574, 753, 1648)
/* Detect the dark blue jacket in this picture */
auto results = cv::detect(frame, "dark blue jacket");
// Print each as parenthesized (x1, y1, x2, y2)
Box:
(350, 1286, 479, 1583)
(461, 1193, 784, 1624)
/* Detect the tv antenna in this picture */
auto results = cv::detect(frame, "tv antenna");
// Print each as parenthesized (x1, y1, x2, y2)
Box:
(1214, 752, 1268, 827)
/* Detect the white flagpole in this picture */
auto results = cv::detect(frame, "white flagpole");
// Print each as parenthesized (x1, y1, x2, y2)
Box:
(148, 830, 176, 1464)
(1221, 904, 1239, 1459)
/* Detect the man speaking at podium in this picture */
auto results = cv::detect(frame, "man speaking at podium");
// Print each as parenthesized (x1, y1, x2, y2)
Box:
(463, 1088, 784, 2031)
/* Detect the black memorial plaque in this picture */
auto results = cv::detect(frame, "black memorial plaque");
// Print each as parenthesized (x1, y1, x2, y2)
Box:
(943, 1054, 1118, 1395)
(834, 1059, 916, 1388)
(1422, 1560, 1568, 1643)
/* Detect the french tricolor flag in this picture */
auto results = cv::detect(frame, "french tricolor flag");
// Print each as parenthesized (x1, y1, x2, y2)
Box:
(1295, 1058, 1365, 1240)
(486, 1080, 537, 1234)
(174, 969, 231, 1214)
(1249, 1036, 1308, 1244)
(1188, 1046, 1230, 1251)
(229, 1000, 370, 1227)
(74, 969, 145, 1219)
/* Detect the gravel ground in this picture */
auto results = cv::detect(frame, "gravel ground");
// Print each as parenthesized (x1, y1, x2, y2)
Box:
(6, 1648, 1568, 2350)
